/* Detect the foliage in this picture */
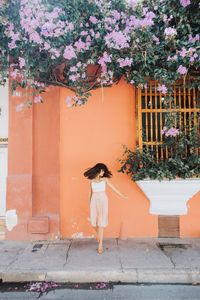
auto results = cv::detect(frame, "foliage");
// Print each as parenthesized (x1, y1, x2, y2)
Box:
(0, 0, 199, 107)
(118, 126, 200, 181)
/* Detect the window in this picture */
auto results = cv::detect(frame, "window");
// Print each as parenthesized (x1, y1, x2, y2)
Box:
(137, 81, 200, 159)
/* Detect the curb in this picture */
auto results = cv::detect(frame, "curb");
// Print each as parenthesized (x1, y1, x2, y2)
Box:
(1, 269, 200, 284)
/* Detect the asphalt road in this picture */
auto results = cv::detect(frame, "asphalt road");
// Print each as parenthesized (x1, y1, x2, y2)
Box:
(1, 284, 200, 299)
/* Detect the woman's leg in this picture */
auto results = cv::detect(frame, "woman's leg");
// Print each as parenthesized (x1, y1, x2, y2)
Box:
(93, 226, 99, 241)
(98, 227, 104, 253)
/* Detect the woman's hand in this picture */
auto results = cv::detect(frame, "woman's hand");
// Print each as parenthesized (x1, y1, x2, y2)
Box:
(105, 179, 128, 200)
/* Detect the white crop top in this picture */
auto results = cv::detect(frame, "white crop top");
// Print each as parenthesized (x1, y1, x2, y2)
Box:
(91, 180, 106, 192)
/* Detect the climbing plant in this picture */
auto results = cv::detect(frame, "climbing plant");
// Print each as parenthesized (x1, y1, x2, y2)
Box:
(0, 0, 199, 108)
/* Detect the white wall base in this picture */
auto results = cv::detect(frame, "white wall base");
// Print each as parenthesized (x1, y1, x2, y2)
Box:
(136, 179, 200, 215)
(0, 82, 8, 217)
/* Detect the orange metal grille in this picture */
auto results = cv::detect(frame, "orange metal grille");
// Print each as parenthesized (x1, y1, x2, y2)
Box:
(137, 81, 200, 159)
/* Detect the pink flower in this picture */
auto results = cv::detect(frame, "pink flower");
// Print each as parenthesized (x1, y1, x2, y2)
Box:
(63, 45, 76, 60)
(180, 0, 191, 7)
(112, 10, 121, 20)
(105, 31, 130, 49)
(161, 127, 179, 137)
(66, 96, 72, 107)
(8, 41, 17, 49)
(152, 35, 160, 44)
(18, 57, 26, 69)
(69, 74, 77, 82)
(29, 32, 43, 44)
(98, 52, 112, 72)
(167, 54, 178, 62)
(188, 34, 199, 43)
(77, 100, 83, 105)
(177, 65, 187, 75)
(74, 39, 90, 52)
(89, 16, 98, 24)
(82, 73, 86, 79)
(43, 42, 51, 50)
(70, 66, 78, 72)
(50, 48, 60, 58)
(80, 31, 88, 36)
(164, 27, 177, 38)
(117, 57, 133, 67)
(127, 0, 138, 8)
(161, 129, 165, 135)
(34, 95, 42, 103)
(16, 103, 24, 112)
(76, 62, 82, 68)
(68, 23, 74, 30)
(86, 35, 91, 42)
(10, 69, 18, 79)
(145, 11, 156, 20)
(0, 0, 6, 5)
(157, 84, 168, 94)
(179, 47, 187, 57)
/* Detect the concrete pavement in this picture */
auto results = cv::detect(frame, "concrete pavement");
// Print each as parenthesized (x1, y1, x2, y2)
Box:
(0, 238, 200, 284)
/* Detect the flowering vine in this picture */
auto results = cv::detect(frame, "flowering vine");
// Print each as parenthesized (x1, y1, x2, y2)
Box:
(0, 0, 199, 108)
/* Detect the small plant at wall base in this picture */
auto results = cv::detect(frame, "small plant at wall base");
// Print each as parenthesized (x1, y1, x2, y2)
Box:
(118, 125, 200, 181)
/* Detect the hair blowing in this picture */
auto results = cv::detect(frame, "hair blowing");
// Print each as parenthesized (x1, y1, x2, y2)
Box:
(83, 163, 112, 179)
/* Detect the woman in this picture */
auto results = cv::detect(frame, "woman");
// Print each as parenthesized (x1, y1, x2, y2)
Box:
(84, 163, 127, 254)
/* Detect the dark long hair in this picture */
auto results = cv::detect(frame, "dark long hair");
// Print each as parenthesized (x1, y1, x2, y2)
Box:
(83, 163, 112, 179)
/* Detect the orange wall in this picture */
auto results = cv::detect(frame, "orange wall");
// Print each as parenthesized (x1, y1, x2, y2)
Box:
(7, 80, 200, 240)
(6, 86, 60, 240)
(7, 86, 33, 239)
(180, 191, 200, 237)
(32, 87, 60, 239)
(60, 79, 158, 238)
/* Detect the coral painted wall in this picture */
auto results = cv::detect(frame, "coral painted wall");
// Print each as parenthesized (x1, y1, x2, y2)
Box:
(6, 86, 60, 240)
(6, 79, 200, 240)
(60, 79, 158, 238)
(180, 192, 200, 237)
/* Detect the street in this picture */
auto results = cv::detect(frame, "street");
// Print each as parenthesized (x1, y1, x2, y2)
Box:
(1, 284, 200, 299)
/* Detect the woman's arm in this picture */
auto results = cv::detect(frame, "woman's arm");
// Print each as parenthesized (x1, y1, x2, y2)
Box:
(105, 178, 127, 199)
(89, 181, 92, 204)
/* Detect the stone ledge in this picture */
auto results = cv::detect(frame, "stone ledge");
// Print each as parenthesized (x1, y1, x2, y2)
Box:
(2, 269, 200, 284)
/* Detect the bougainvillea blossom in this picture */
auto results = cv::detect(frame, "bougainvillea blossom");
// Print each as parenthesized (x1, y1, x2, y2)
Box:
(0, 0, 198, 108)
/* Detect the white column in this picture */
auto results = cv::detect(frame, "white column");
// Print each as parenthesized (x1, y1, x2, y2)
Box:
(0, 82, 9, 217)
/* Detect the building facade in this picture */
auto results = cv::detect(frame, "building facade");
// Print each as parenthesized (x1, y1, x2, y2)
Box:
(0, 79, 200, 240)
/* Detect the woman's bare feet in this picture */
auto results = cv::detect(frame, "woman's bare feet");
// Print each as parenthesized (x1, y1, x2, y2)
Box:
(97, 244, 103, 254)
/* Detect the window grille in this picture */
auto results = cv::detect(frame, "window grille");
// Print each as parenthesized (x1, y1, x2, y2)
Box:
(137, 81, 200, 159)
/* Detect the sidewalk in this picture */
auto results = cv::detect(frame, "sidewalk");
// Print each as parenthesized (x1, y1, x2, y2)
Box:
(0, 238, 200, 284)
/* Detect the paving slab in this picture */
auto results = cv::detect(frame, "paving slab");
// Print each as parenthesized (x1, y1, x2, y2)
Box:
(118, 238, 173, 269)
(0, 241, 28, 272)
(8, 240, 71, 271)
(1, 238, 200, 284)
(156, 238, 200, 269)
(64, 239, 121, 271)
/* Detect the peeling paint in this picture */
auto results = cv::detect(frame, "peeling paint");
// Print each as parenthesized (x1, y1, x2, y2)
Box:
(71, 232, 95, 239)
(5, 209, 18, 231)
(86, 235, 95, 239)
(71, 232, 84, 239)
